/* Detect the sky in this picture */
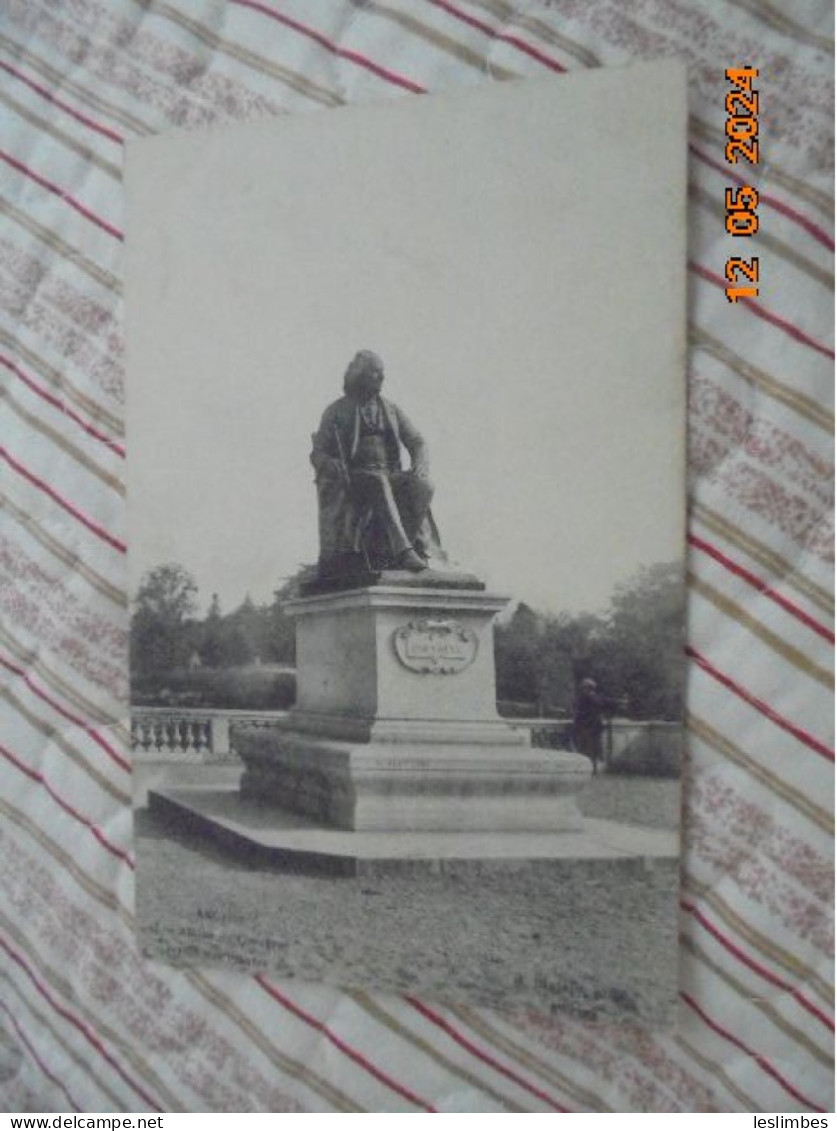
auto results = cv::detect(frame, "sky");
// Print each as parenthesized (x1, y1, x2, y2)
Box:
(126, 62, 686, 620)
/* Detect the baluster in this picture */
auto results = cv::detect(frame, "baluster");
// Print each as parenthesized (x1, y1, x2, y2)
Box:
(169, 717, 182, 753)
(152, 719, 165, 752)
(167, 717, 179, 752)
(197, 720, 210, 755)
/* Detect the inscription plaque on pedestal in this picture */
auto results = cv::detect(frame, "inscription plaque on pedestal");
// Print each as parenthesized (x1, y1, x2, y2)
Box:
(393, 619, 478, 675)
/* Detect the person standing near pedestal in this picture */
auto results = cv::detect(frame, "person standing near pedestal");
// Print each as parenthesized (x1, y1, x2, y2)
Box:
(572, 678, 625, 776)
(310, 351, 444, 581)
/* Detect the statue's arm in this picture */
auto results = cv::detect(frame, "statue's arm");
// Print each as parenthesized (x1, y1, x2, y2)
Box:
(395, 406, 430, 478)
(310, 407, 343, 480)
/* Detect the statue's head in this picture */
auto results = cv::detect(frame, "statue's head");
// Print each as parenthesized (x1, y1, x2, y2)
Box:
(344, 350, 384, 402)
(580, 678, 597, 691)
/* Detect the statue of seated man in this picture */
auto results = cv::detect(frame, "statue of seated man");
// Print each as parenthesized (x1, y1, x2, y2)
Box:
(311, 350, 444, 580)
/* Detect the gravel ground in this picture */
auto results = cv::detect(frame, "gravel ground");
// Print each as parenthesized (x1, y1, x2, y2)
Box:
(135, 775, 681, 1024)
(577, 774, 682, 829)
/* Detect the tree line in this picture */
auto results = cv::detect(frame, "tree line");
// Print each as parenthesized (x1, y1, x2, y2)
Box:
(130, 563, 299, 679)
(494, 561, 684, 719)
(130, 561, 684, 720)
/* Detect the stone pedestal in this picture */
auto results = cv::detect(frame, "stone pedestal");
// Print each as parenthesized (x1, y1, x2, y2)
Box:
(285, 583, 523, 743)
(235, 579, 591, 833)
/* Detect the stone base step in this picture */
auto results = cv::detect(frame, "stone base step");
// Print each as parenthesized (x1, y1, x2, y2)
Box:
(148, 786, 679, 877)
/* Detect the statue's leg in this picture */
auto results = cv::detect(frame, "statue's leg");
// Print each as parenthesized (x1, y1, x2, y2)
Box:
(350, 470, 412, 560)
(391, 472, 434, 549)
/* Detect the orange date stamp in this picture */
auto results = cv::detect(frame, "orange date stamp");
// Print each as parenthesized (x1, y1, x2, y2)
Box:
(724, 66, 760, 303)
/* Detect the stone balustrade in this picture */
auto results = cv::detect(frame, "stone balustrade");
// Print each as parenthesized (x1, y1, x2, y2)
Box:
(131, 707, 680, 775)
(131, 708, 287, 762)
(524, 717, 682, 777)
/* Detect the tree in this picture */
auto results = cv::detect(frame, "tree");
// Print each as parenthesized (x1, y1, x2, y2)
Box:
(135, 562, 198, 623)
(546, 611, 609, 710)
(601, 561, 685, 719)
(217, 594, 260, 666)
(264, 567, 319, 665)
(130, 563, 199, 681)
(494, 605, 607, 713)
(493, 562, 685, 720)
(200, 593, 223, 667)
(494, 604, 543, 708)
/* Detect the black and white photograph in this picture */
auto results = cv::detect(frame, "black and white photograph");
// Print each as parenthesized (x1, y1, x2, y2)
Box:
(126, 60, 687, 1025)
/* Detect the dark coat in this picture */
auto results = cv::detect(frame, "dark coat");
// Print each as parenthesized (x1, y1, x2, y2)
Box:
(310, 395, 434, 559)
(572, 687, 621, 760)
(311, 395, 429, 479)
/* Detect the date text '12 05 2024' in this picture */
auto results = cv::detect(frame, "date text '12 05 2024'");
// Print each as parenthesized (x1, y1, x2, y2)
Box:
(724, 66, 760, 304)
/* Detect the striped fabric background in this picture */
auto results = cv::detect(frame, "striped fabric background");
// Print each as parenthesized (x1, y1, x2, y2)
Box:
(1, 0, 832, 1113)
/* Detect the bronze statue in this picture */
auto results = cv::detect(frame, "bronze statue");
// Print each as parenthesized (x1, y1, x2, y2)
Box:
(311, 351, 445, 581)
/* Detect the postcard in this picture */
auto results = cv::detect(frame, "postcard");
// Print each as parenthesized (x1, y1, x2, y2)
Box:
(126, 60, 687, 1024)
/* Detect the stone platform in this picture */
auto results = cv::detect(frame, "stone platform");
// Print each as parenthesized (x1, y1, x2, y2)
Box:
(148, 785, 678, 877)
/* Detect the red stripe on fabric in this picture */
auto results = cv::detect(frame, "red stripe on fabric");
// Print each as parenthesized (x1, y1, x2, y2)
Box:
(686, 645, 835, 761)
(0, 354, 126, 458)
(405, 996, 570, 1111)
(0, 997, 81, 1112)
(689, 144, 835, 253)
(426, 0, 566, 71)
(0, 653, 130, 774)
(0, 741, 134, 869)
(691, 261, 836, 360)
(0, 150, 123, 241)
(0, 58, 124, 145)
(1, 446, 126, 552)
(689, 533, 835, 643)
(0, 936, 163, 1111)
(256, 976, 436, 1111)
(230, 0, 426, 93)
(681, 991, 825, 1110)
(682, 900, 835, 1033)
(338, 46, 424, 91)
